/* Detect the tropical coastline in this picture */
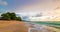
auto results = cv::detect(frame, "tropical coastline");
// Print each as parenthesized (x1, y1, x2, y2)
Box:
(25, 21, 60, 32)
(0, 20, 60, 32)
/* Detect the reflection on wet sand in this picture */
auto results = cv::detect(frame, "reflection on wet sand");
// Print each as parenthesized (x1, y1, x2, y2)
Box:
(25, 22, 60, 32)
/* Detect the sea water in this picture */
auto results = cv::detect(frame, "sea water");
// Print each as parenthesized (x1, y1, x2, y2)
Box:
(29, 21, 60, 28)
(25, 21, 60, 32)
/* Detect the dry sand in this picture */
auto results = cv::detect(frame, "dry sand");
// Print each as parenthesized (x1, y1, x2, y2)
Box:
(0, 20, 28, 32)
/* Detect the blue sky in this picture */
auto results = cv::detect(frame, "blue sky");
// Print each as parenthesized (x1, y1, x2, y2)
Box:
(0, 0, 39, 13)
(0, 0, 60, 13)
(0, 0, 60, 21)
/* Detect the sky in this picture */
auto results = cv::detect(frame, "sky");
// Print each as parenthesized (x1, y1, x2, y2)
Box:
(0, 0, 60, 21)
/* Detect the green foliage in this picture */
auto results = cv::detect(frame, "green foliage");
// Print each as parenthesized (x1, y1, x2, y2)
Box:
(16, 17, 22, 21)
(1, 12, 22, 21)
(1, 13, 11, 20)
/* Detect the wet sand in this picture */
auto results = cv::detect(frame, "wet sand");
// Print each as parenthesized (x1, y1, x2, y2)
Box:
(25, 22, 60, 32)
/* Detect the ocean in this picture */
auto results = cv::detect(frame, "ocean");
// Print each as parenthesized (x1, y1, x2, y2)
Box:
(25, 21, 60, 29)
(25, 21, 60, 32)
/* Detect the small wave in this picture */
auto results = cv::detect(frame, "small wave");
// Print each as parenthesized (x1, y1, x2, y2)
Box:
(25, 22, 60, 32)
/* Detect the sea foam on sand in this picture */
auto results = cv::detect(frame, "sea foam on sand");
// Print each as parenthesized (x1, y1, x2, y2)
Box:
(25, 22, 60, 32)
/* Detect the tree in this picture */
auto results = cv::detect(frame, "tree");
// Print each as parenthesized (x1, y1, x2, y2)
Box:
(16, 17, 22, 21)
(1, 13, 11, 20)
(1, 12, 22, 21)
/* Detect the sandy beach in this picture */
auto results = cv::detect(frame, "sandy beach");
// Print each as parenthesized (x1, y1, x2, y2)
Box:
(0, 20, 60, 32)
(0, 20, 28, 32)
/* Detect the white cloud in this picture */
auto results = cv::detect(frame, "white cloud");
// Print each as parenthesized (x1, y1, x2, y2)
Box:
(54, 7, 60, 10)
(0, 0, 7, 6)
(15, 0, 60, 21)
(28, 16, 60, 21)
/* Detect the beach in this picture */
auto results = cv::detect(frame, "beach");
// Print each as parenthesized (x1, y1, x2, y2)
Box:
(25, 22, 60, 32)
(0, 20, 28, 32)
(0, 20, 60, 32)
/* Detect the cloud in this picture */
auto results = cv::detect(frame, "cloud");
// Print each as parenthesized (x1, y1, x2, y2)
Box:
(54, 7, 60, 10)
(53, 0, 60, 2)
(0, 0, 7, 6)
(28, 16, 60, 21)
(14, 0, 60, 21)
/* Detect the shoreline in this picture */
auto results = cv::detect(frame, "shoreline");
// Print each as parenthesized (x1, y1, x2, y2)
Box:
(0, 20, 60, 32)
(25, 22, 60, 32)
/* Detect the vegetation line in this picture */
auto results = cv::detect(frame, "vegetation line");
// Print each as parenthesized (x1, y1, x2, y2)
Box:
(0, 12, 22, 21)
